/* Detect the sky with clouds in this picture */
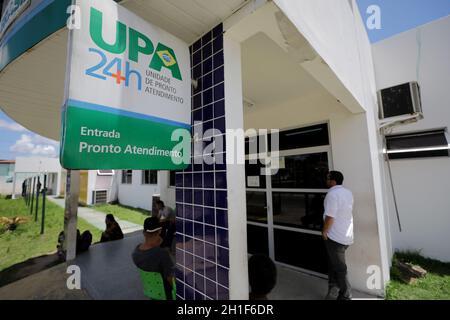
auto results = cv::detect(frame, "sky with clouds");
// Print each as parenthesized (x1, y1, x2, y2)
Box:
(0, 110, 59, 160)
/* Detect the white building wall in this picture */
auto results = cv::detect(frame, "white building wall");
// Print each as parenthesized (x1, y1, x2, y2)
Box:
(12, 157, 63, 198)
(117, 170, 160, 211)
(86, 170, 96, 205)
(274, 0, 368, 113)
(0, 177, 13, 194)
(372, 16, 450, 262)
(14, 157, 61, 173)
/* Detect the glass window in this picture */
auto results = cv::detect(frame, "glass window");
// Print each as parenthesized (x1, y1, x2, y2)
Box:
(386, 130, 449, 159)
(274, 229, 328, 274)
(270, 123, 329, 151)
(245, 134, 267, 155)
(142, 170, 158, 185)
(97, 170, 114, 176)
(169, 171, 177, 187)
(247, 224, 269, 256)
(121, 170, 132, 184)
(246, 191, 267, 223)
(272, 192, 325, 231)
(245, 160, 266, 188)
(271, 152, 328, 189)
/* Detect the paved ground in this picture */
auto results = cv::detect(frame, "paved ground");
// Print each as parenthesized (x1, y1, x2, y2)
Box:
(0, 262, 91, 300)
(1, 198, 379, 300)
(0, 252, 61, 288)
(74, 231, 148, 300)
(268, 265, 380, 300)
(0, 231, 379, 300)
(48, 197, 142, 234)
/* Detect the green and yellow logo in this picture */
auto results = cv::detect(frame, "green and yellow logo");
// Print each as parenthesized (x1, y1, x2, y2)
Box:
(89, 7, 182, 81)
(157, 50, 177, 67)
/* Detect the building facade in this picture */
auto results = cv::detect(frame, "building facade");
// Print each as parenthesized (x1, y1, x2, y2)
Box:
(0, 0, 449, 300)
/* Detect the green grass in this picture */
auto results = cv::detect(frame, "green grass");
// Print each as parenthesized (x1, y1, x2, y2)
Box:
(386, 252, 450, 300)
(0, 197, 102, 271)
(92, 203, 150, 226)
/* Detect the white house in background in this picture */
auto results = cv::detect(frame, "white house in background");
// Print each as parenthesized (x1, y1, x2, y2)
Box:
(11, 156, 63, 198)
(372, 15, 450, 262)
(116, 170, 175, 211)
(0, 159, 15, 194)
(10, 157, 118, 206)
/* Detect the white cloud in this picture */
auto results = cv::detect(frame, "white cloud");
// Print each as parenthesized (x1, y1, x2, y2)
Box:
(10, 134, 59, 158)
(0, 119, 27, 132)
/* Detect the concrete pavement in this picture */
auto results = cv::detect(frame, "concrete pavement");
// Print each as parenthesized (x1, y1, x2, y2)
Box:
(48, 197, 142, 234)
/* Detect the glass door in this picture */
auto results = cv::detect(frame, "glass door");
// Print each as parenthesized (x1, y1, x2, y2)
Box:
(270, 147, 330, 275)
(245, 124, 332, 276)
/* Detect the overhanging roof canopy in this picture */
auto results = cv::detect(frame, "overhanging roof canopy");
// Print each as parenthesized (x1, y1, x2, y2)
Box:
(0, 0, 248, 140)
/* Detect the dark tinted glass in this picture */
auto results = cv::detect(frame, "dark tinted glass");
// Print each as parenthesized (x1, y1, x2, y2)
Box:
(387, 130, 449, 159)
(272, 153, 328, 189)
(269, 124, 329, 151)
(245, 160, 266, 188)
(272, 192, 325, 231)
(274, 229, 328, 274)
(247, 224, 269, 256)
(246, 191, 267, 223)
(142, 170, 158, 184)
(245, 135, 267, 155)
(170, 171, 178, 186)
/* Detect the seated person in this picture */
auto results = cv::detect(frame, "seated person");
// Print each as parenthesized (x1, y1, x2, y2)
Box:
(100, 214, 124, 242)
(77, 229, 92, 253)
(57, 229, 92, 258)
(132, 217, 175, 300)
(248, 254, 277, 300)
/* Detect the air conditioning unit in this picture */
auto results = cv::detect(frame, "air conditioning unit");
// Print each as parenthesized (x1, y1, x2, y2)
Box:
(378, 82, 422, 120)
(92, 190, 108, 204)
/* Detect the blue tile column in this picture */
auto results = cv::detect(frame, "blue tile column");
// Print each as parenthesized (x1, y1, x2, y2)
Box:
(175, 24, 230, 300)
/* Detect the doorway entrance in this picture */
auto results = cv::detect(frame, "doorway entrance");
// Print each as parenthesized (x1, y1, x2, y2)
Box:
(245, 123, 331, 276)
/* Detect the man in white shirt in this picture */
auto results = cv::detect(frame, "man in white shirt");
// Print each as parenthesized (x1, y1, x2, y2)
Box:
(322, 171, 354, 300)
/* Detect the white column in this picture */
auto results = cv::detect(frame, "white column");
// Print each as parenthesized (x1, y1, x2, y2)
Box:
(224, 36, 249, 300)
(63, 170, 80, 261)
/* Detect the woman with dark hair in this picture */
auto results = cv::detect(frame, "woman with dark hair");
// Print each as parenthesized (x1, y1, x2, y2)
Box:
(100, 214, 124, 242)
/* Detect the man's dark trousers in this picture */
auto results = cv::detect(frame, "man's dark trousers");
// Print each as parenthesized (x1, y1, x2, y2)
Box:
(325, 238, 352, 300)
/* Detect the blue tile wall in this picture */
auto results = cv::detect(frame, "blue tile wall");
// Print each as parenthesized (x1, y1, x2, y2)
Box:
(176, 24, 229, 301)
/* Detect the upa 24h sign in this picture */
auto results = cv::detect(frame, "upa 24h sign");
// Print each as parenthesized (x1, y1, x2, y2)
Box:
(60, 0, 191, 169)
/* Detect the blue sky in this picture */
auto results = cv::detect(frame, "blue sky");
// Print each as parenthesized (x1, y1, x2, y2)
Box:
(0, 109, 58, 160)
(357, 0, 450, 43)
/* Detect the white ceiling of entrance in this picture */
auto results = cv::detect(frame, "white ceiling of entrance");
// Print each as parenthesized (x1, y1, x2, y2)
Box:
(0, 0, 249, 140)
(241, 30, 322, 107)
(122, 0, 248, 44)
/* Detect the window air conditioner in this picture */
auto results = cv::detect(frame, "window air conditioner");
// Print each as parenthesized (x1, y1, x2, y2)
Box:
(378, 82, 422, 120)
